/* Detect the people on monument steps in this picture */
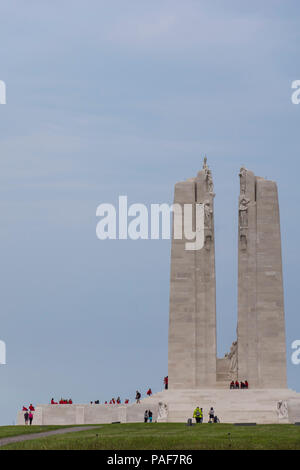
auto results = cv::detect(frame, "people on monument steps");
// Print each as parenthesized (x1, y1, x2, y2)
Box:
(50, 398, 73, 404)
(22, 404, 35, 412)
(47, 384, 158, 408)
(164, 376, 168, 390)
(229, 380, 249, 389)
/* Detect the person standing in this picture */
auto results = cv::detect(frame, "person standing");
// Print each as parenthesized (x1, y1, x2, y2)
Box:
(208, 407, 215, 423)
(193, 407, 201, 424)
(24, 411, 29, 425)
(28, 412, 33, 426)
(144, 409, 149, 423)
(148, 410, 153, 423)
(164, 376, 168, 390)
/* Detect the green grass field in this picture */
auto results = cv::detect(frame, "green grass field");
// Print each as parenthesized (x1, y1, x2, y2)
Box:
(1, 423, 300, 450)
(0, 425, 73, 439)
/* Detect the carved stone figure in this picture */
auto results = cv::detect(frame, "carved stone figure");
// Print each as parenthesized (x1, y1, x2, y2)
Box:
(240, 233, 247, 251)
(203, 156, 208, 170)
(228, 340, 238, 376)
(277, 401, 288, 419)
(239, 196, 250, 228)
(157, 402, 168, 421)
(204, 201, 213, 229)
(206, 170, 214, 193)
(205, 234, 212, 251)
(239, 167, 247, 194)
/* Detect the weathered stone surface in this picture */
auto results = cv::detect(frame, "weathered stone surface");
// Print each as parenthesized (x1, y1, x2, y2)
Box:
(168, 165, 216, 389)
(237, 170, 287, 388)
(169, 165, 287, 390)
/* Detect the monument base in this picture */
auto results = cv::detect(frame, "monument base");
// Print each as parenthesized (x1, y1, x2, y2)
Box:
(17, 389, 300, 425)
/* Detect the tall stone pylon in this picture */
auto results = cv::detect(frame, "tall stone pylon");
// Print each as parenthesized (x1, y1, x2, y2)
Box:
(237, 168, 287, 388)
(168, 159, 217, 389)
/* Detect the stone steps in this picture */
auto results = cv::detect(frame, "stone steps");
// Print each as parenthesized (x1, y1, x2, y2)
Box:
(17, 388, 300, 425)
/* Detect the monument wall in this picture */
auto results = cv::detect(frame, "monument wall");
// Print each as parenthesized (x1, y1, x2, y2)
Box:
(168, 163, 217, 389)
(169, 163, 287, 390)
(237, 169, 287, 388)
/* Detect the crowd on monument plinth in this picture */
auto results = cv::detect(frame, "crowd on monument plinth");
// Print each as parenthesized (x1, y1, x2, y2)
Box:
(50, 397, 73, 404)
(22, 403, 35, 412)
(230, 380, 249, 389)
(43, 377, 167, 408)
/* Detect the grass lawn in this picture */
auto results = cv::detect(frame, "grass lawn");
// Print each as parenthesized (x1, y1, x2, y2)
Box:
(0, 425, 73, 439)
(1, 423, 300, 450)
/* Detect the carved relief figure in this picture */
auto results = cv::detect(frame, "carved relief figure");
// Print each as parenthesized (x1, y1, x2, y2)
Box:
(239, 167, 247, 194)
(277, 401, 288, 419)
(205, 235, 212, 251)
(228, 340, 238, 376)
(239, 196, 250, 228)
(204, 201, 213, 229)
(206, 170, 214, 193)
(157, 402, 168, 421)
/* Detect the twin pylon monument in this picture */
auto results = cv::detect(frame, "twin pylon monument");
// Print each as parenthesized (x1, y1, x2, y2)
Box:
(168, 159, 287, 390)
(17, 160, 300, 425)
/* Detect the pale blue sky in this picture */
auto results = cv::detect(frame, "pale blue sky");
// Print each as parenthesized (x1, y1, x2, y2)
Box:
(0, 1, 299, 424)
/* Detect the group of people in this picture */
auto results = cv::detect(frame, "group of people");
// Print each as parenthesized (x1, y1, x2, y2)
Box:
(135, 387, 153, 403)
(23, 411, 34, 425)
(103, 397, 130, 405)
(22, 404, 35, 412)
(90, 377, 166, 407)
(30, 376, 168, 414)
(51, 398, 73, 404)
(193, 406, 220, 424)
(22, 404, 35, 425)
(230, 380, 249, 389)
(144, 409, 153, 423)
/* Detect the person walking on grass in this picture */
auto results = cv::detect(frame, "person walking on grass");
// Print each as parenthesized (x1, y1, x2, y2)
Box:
(24, 411, 29, 425)
(28, 412, 33, 425)
(144, 409, 149, 423)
